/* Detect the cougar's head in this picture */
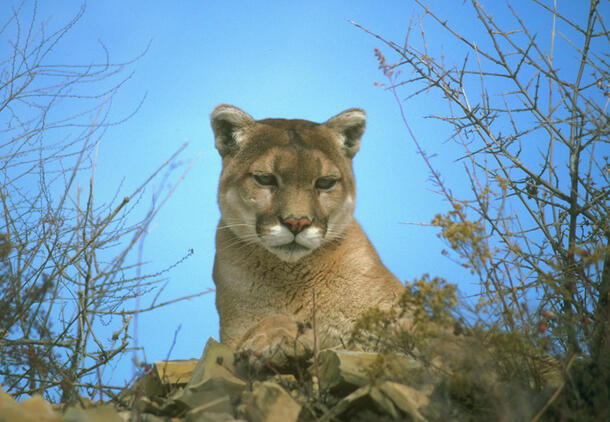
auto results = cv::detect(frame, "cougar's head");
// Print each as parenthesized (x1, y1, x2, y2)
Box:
(211, 104, 365, 262)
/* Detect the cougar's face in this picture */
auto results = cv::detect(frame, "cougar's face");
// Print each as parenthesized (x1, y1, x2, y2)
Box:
(217, 122, 356, 262)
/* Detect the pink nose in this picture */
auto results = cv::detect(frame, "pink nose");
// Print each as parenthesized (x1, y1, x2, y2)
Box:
(282, 216, 312, 234)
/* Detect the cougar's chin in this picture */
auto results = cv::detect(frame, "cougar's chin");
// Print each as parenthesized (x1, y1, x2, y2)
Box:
(269, 242, 313, 263)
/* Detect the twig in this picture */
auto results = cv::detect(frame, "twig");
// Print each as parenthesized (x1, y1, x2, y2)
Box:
(94, 288, 215, 315)
(529, 352, 577, 422)
(312, 288, 320, 397)
(160, 324, 182, 387)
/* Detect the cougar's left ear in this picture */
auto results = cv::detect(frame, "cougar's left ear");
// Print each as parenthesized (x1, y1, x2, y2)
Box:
(211, 104, 255, 157)
(324, 108, 366, 159)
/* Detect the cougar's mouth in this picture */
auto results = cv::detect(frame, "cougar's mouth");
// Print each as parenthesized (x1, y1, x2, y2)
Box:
(260, 225, 321, 262)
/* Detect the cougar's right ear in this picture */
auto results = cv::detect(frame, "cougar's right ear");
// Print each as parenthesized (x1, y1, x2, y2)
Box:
(210, 104, 255, 156)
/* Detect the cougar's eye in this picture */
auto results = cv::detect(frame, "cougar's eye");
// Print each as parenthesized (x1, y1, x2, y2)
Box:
(253, 173, 277, 187)
(315, 177, 338, 191)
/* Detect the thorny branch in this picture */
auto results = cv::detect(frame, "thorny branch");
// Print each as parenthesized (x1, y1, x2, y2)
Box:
(0, 1, 207, 402)
(353, 0, 608, 417)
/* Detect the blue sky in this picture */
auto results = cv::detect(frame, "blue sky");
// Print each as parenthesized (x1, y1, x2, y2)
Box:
(4, 0, 604, 388)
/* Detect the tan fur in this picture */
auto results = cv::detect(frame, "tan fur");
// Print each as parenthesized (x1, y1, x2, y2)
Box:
(211, 105, 404, 350)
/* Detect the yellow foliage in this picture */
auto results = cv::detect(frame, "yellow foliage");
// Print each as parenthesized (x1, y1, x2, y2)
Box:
(431, 207, 489, 268)
(351, 275, 458, 353)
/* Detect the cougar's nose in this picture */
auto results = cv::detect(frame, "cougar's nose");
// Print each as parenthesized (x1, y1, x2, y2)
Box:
(282, 216, 312, 234)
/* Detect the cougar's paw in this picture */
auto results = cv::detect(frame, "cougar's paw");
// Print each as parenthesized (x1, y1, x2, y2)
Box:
(236, 315, 314, 372)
